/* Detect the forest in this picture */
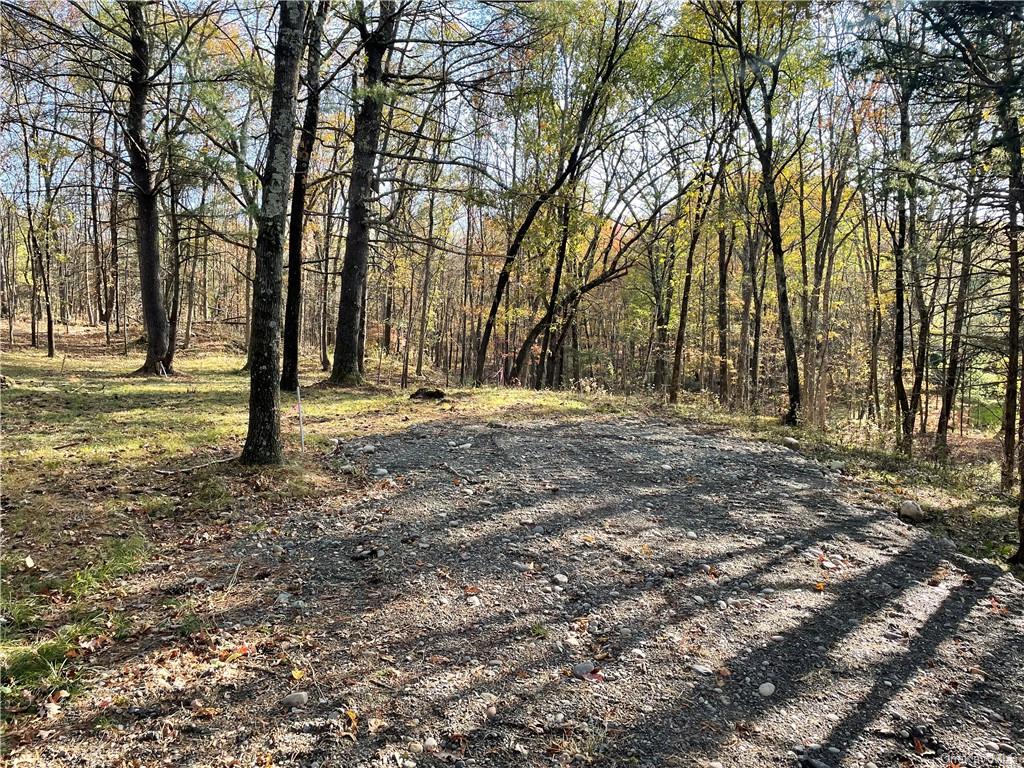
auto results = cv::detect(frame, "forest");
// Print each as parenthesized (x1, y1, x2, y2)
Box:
(1, 2, 1023, 765)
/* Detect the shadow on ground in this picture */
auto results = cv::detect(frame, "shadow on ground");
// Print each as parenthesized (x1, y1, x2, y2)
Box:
(6, 416, 1023, 768)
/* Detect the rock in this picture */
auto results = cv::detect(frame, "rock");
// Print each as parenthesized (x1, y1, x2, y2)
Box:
(424, 736, 438, 751)
(758, 682, 775, 697)
(691, 664, 715, 675)
(686, 530, 698, 540)
(281, 691, 308, 708)
(467, 595, 481, 607)
(898, 500, 926, 522)
(408, 741, 424, 754)
(552, 573, 569, 584)
(372, 467, 389, 477)
(357, 444, 376, 454)
(782, 436, 800, 449)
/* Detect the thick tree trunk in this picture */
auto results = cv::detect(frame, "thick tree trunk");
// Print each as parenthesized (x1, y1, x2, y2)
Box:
(281, 2, 327, 392)
(240, 1, 308, 465)
(331, 1, 400, 385)
(123, 1, 170, 375)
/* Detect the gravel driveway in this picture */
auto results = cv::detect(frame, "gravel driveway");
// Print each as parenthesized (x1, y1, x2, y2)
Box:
(18, 416, 1024, 768)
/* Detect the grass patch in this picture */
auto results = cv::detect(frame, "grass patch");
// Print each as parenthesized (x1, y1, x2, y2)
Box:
(64, 536, 148, 600)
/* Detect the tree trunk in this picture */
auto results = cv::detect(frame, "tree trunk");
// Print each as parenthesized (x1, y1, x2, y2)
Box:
(535, 196, 572, 388)
(937, 150, 980, 456)
(281, 1, 327, 392)
(124, 1, 170, 375)
(716, 215, 730, 403)
(240, 0, 308, 465)
(1000, 95, 1022, 489)
(331, 1, 400, 385)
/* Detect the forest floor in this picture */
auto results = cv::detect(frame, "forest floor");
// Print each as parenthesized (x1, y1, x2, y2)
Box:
(2, 329, 1023, 768)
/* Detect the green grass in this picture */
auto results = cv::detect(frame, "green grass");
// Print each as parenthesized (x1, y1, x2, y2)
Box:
(64, 536, 148, 600)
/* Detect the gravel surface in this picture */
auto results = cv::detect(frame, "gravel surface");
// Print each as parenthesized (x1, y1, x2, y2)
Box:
(13, 417, 1024, 767)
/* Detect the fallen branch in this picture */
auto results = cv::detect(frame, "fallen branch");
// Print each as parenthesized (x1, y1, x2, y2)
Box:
(155, 455, 238, 475)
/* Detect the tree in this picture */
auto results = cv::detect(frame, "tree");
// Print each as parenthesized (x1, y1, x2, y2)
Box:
(699, 0, 808, 423)
(281, 1, 329, 393)
(331, 1, 401, 385)
(240, 1, 308, 465)
(122, 1, 171, 375)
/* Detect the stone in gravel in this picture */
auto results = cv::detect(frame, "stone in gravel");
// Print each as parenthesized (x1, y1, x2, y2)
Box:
(572, 661, 597, 680)
(281, 691, 308, 708)
(552, 573, 569, 584)
(424, 737, 438, 751)
(691, 664, 715, 675)
(408, 741, 424, 753)
(898, 499, 926, 522)
(512, 561, 531, 572)
(687, 530, 698, 539)
(467, 596, 481, 607)
(357, 444, 376, 454)
(782, 436, 800, 449)
(373, 467, 389, 477)
(758, 682, 776, 697)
